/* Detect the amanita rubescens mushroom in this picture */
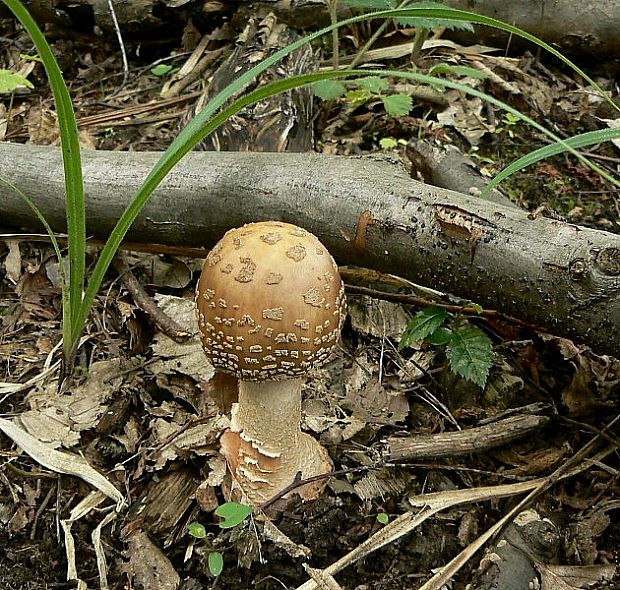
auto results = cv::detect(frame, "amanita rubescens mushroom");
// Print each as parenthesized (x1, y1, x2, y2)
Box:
(196, 221, 346, 505)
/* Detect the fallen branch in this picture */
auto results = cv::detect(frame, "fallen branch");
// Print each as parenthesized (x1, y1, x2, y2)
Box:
(383, 413, 551, 461)
(1, 143, 619, 355)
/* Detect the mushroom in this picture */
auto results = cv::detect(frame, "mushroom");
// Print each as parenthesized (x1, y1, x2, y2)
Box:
(195, 221, 346, 505)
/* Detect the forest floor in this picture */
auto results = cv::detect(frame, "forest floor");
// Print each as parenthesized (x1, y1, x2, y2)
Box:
(0, 7, 619, 590)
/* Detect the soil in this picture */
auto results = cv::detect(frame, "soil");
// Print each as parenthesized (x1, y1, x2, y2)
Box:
(0, 9, 619, 590)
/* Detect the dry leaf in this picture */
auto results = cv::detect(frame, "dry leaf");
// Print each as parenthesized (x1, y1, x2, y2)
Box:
(348, 295, 410, 338)
(19, 358, 127, 448)
(4, 239, 21, 283)
(0, 418, 124, 506)
(125, 530, 180, 590)
(149, 295, 214, 382)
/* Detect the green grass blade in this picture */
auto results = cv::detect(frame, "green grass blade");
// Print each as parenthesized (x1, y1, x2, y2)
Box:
(0, 176, 70, 347)
(3, 0, 85, 353)
(483, 128, 620, 195)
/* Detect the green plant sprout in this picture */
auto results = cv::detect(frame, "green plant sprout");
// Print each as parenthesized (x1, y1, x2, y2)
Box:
(150, 63, 175, 77)
(379, 137, 407, 149)
(377, 512, 390, 524)
(187, 502, 253, 577)
(399, 306, 493, 388)
(1, 0, 619, 385)
(313, 75, 413, 116)
(0, 68, 33, 93)
(495, 112, 522, 138)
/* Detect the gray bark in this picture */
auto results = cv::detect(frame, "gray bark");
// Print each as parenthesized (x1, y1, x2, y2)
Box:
(446, 0, 620, 57)
(1, 142, 619, 356)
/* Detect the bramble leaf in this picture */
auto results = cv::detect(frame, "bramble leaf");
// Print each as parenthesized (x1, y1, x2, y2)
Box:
(399, 307, 448, 350)
(429, 326, 452, 345)
(312, 79, 347, 100)
(382, 93, 413, 117)
(395, 2, 475, 30)
(356, 76, 389, 93)
(446, 326, 492, 387)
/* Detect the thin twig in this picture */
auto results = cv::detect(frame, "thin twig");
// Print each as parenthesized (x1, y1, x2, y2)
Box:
(106, 0, 129, 89)
(30, 483, 55, 540)
(112, 255, 192, 342)
(346, 284, 543, 330)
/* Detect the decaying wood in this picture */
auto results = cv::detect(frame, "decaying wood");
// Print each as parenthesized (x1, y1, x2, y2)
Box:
(186, 14, 316, 153)
(384, 413, 551, 462)
(1, 142, 619, 356)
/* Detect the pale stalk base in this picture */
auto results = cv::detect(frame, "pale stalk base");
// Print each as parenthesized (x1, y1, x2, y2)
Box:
(220, 379, 332, 506)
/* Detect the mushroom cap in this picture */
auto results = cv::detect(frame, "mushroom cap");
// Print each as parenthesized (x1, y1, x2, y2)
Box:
(196, 221, 346, 381)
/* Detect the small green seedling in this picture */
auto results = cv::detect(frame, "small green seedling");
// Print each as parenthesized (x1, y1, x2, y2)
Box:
(214, 502, 253, 529)
(496, 112, 522, 138)
(208, 552, 224, 577)
(187, 502, 253, 577)
(150, 64, 175, 77)
(377, 512, 390, 525)
(188, 522, 224, 577)
(399, 306, 493, 388)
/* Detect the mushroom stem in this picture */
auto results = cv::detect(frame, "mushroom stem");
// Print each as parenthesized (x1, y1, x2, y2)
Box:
(232, 379, 303, 452)
(221, 379, 333, 504)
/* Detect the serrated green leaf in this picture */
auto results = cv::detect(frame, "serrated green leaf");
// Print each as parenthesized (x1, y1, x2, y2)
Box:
(394, 2, 474, 30)
(428, 64, 488, 79)
(187, 522, 207, 539)
(446, 327, 492, 388)
(214, 502, 253, 529)
(382, 93, 413, 117)
(356, 76, 389, 93)
(380, 137, 398, 149)
(312, 79, 347, 100)
(430, 326, 452, 345)
(396, 17, 474, 31)
(399, 307, 448, 350)
(395, 3, 475, 31)
(208, 551, 224, 576)
(0, 69, 34, 93)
